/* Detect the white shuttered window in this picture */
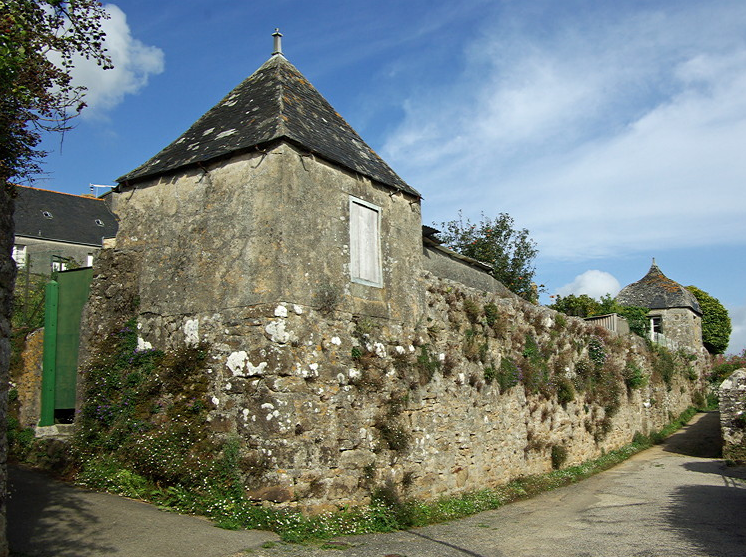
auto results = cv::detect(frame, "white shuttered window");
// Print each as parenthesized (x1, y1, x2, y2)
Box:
(12, 245, 26, 268)
(350, 197, 382, 287)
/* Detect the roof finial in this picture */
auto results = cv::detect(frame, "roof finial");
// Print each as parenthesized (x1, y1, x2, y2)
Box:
(272, 28, 283, 56)
(652, 257, 656, 266)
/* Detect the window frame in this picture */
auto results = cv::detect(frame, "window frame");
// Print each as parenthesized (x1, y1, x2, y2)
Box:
(650, 315, 663, 334)
(349, 196, 383, 288)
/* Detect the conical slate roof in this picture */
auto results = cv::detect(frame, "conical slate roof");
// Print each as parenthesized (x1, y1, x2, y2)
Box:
(117, 54, 419, 197)
(616, 262, 701, 314)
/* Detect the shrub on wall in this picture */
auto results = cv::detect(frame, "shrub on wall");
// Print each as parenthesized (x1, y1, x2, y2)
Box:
(623, 362, 647, 390)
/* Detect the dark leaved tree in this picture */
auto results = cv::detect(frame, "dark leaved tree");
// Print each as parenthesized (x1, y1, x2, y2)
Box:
(686, 285, 731, 354)
(1, 2, 111, 553)
(1, 0, 112, 183)
(437, 212, 539, 301)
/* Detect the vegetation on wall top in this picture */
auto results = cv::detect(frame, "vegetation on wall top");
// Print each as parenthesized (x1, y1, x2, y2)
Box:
(548, 293, 648, 338)
(436, 211, 540, 301)
(709, 349, 746, 385)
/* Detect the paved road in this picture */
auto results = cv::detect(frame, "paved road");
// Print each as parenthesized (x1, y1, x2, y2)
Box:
(9, 412, 746, 556)
(7, 467, 278, 556)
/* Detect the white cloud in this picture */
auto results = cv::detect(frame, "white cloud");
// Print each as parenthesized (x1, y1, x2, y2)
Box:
(556, 270, 621, 299)
(384, 2, 746, 261)
(64, 4, 165, 118)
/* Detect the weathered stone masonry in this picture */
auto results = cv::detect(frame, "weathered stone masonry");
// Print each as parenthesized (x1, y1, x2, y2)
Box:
(719, 369, 746, 464)
(80, 243, 707, 512)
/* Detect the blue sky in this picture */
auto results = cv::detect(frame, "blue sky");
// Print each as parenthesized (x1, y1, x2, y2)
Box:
(36, 0, 746, 354)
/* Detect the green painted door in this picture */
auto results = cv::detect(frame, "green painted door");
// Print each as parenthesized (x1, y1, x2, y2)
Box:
(40, 267, 93, 425)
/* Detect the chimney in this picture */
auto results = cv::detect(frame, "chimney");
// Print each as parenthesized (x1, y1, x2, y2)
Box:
(272, 28, 283, 56)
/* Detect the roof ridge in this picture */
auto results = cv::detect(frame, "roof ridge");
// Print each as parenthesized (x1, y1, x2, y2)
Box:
(15, 184, 105, 200)
(274, 56, 289, 137)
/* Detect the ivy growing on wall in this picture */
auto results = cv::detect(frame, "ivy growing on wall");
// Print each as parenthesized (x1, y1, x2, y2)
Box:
(73, 319, 242, 496)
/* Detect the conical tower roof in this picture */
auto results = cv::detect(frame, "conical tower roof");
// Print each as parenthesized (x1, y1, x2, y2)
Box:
(616, 261, 701, 314)
(117, 53, 419, 198)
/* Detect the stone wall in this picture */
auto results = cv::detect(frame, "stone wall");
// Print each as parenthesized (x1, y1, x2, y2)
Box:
(653, 307, 703, 351)
(12, 329, 43, 427)
(77, 141, 707, 512)
(79, 248, 707, 512)
(719, 369, 746, 464)
(422, 243, 510, 295)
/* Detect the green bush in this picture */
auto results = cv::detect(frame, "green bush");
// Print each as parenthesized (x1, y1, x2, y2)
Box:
(587, 335, 606, 367)
(651, 344, 676, 388)
(550, 445, 568, 470)
(686, 285, 731, 354)
(463, 298, 481, 323)
(74, 319, 224, 494)
(710, 349, 746, 385)
(554, 313, 567, 330)
(497, 357, 520, 393)
(483, 366, 496, 384)
(616, 306, 649, 338)
(7, 416, 35, 458)
(484, 303, 500, 326)
(623, 362, 647, 390)
(556, 377, 575, 406)
(416, 345, 441, 383)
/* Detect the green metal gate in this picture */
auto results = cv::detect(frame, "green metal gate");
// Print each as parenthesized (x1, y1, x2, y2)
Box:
(40, 267, 93, 426)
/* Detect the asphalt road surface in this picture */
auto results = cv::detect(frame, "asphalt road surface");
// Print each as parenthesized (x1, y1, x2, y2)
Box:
(9, 411, 745, 557)
(7, 467, 278, 556)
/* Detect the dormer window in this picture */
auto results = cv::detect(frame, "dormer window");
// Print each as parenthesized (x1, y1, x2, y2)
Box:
(95, 219, 105, 227)
(42, 211, 53, 219)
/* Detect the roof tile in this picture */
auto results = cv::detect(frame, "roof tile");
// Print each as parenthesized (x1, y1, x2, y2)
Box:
(117, 55, 419, 197)
(617, 262, 701, 314)
(13, 186, 118, 246)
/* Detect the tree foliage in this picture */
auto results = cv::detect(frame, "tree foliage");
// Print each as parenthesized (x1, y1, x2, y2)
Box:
(548, 293, 649, 338)
(0, 0, 111, 184)
(437, 212, 539, 301)
(686, 285, 730, 354)
(547, 293, 600, 318)
(710, 349, 746, 385)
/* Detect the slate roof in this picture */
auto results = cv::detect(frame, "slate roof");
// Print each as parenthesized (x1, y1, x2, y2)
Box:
(616, 262, 701, 315)
(13, 186, 118, 246)
(117, 54, 419, 198)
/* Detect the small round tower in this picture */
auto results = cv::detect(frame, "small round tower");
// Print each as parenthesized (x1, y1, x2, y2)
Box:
(617, 260, 702, 350)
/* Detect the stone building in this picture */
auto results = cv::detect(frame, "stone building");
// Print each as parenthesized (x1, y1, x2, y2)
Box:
(12, 186, 118, 274)
(113, 36, 424, 329)
(78, 37, 705, 510)
(616, 260, 703, 351)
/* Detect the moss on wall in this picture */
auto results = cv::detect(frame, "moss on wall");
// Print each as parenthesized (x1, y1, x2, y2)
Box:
(77, 253, 707, 511)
